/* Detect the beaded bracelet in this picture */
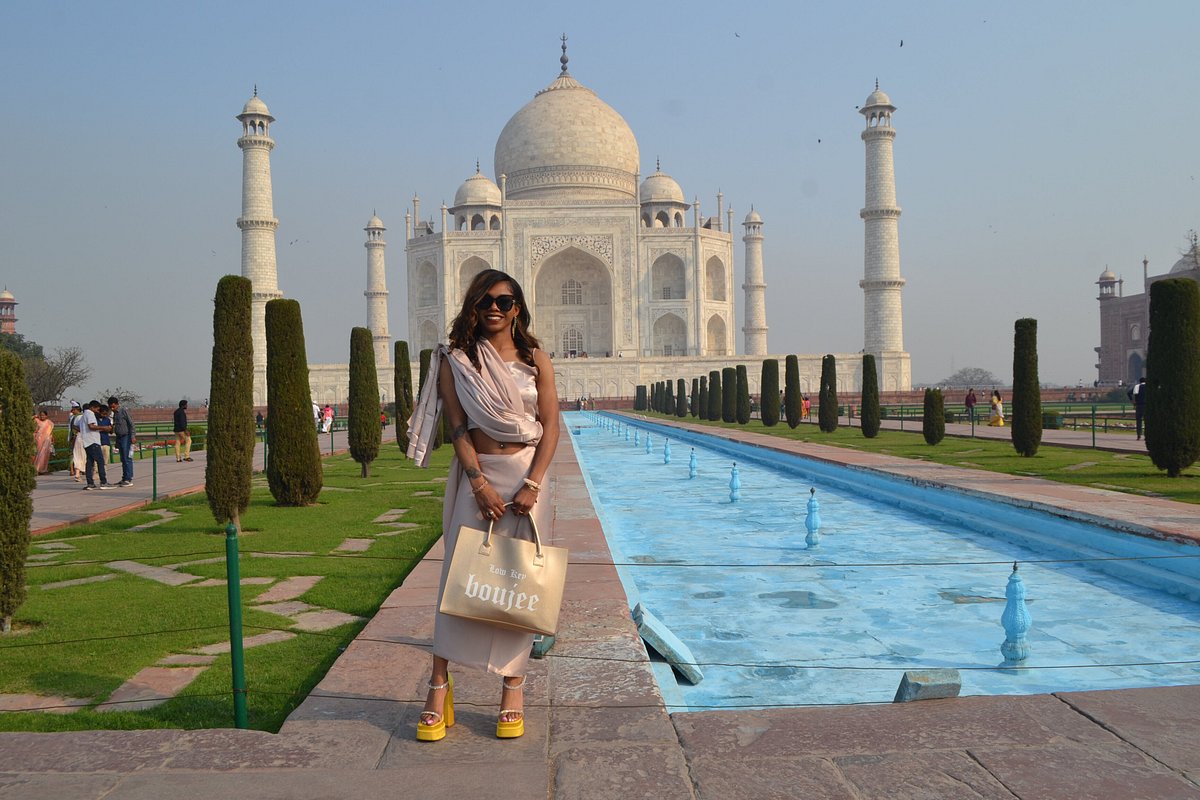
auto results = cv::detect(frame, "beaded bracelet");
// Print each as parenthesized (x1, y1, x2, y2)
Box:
(522, 478, 541, 492)
(470, 480, 489, 495)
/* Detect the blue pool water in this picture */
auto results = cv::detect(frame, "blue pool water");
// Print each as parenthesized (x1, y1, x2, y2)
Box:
(565, 412, 1200, 710)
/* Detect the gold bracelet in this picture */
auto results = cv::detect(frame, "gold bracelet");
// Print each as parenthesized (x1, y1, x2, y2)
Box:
(522, 478, 541, 492)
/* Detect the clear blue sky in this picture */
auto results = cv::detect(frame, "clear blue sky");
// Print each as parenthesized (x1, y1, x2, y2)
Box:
(1, 1, 1196, 402)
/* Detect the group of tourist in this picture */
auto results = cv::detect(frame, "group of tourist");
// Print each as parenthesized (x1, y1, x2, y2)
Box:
(47, 398, 139, 489)
(964, 388, 1006, 427)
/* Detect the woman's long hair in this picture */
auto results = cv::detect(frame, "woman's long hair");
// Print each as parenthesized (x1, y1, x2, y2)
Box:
(448, 269, 541, 369)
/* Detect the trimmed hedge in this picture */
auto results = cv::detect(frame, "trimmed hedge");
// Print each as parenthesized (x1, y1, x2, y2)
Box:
(0, 350, 35, 631)
(760, 359, 780, 427)
(677, 378, 688, 418)
(1146, 278, 1200, 476)
(860, 353, 880, 439)
(394, 340, 414, 451)
(923, 387, 946, 445)
(784, 354, 801, 429)
(735, 365, 751, 424)
(818, 354, 838, 432)
(721, 367, 737, 423)
(707, 370, 721, 421)
(265, 299, 323, 506)
(349, 327, 382, 477)
(205, 275, 254, 529)
(698, 377, 708, 420)
(1011, 318, 1042, 457)
(634, 385, 647, 411)
(690, 377, 699, 418)
(664, 379, 675, 416)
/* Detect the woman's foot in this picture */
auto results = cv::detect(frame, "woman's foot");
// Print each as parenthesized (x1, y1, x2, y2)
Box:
(496, 676, 526, 739)
(416, 675, 454, 742)
(420, 678, 450, 726)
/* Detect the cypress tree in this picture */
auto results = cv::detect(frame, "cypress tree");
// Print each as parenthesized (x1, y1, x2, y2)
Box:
(784, 354, 801, 429)
(818, 355, 839, 432)
(1146, 278, 1200, 477)
(735, 365, 751, 424)
(205, 275, 254, 531)
(677, 378, 688, 418)
(664, 379, 675, 415)
(417, 349, 443, 449)
(1011, 318, 1043, 457)
(708, 370, 721, 420)
(690, 377, 699, 418)
(634, 385, 647, 411)
(698, 376, 708, 420)
(0, 350, 35, 633)
(721, 367, 737, 423)
(394, 340, 414, 451)
(349, 327, 382, 477)
(923, 387, 946, 445)
(760, 359, 780, 427)
(265, 299, 323, 505)
(860, 353, 881, 439)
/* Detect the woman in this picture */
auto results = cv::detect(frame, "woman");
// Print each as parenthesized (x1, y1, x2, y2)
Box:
(68, 402, 86, 481)
(988, 390, 1005, 427)
(33, 410, 55, 474)
(407, 269, 560, 743)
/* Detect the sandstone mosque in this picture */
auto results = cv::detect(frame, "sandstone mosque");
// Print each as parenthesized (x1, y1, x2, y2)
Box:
(235, 43, 911, 406)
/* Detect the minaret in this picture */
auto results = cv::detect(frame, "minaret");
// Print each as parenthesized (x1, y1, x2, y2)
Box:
(364, 213, 390, 366)
(236, 89, 282, 406)
(859, 82, 910, 388)
(742, 207, 768, 355)
(0, 288, 17, 335)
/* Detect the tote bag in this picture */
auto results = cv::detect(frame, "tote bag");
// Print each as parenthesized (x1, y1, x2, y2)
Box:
(439, 507, 567, 636)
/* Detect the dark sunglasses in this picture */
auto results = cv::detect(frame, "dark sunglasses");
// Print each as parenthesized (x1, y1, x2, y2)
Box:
(476, 294, 517, 312)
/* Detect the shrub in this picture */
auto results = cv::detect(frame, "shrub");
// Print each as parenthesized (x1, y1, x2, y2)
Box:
(760, 359, 780, 427)
(394, 341, 414, 451)
(664, 379, 675, 415)
(784, 355, 801, 429)
(1042, 411, 1062, 430)
(205, 275, 254, 530)
(818, 355, 838, 432)
(1146, 278, 1200, 477)
(0, 350, 35, 632)
(698, 377, 708, 420)
(690, 378, 699, 418)
(676, 379, 687, 418)
(707, 371, 721, 421)
(417, 349, 442, 449)
(923, 387, 946, 445)
(349, 327, 382, 477)
(735, 365, 751, 424)
(1012, 318, 1043, 457)
(721, 367, 737, 423)
(265, 299, 323, 506)
(860, 354, 881, 438)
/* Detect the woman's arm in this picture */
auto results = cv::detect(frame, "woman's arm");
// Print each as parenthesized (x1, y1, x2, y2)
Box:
(510, 350, 560, 516)
(438, 358, 507, 520)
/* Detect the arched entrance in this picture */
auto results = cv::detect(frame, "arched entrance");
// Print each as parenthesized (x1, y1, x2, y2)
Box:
(459, 256, 491, 298)
(653, 313, 687, 356)
(534, 247, 613, 357)
(706, 314, 727, 355)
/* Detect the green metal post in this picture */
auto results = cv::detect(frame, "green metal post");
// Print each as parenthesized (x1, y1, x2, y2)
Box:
(152, 448, 158, 501)
(224, 522, 249, 729)
(900, 406, 904, 431)
(971, 406, 976, 438)
(1091, 405, 1097, 448)
(262, 430, 268, 473)
(329, 428, 334, 455)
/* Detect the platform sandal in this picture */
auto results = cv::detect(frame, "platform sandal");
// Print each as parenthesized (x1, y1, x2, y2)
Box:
(496, 676, 526, 739)
(416, 674, 454, 742)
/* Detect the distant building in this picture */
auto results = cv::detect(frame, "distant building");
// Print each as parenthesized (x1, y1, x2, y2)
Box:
(1095, 233, 1200, 385)
(0, 288, 17, 335)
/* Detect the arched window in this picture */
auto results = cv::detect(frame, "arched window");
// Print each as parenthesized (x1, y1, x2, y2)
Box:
(489, 215, 501, 230)
(641, 213, 651, 228)
(651, 253, 686, 300)
(706, 257, 727, 301)
(1130, 324, 1141, 342)
(471, 214, 485, 231)
(562, 328, 584, 354)
(562, 278, 583, 305)
(416, 262, 438, 307)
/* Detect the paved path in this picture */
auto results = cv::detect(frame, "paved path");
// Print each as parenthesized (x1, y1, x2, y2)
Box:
(30, 428, 378, 535)
(4, 417, 1199, 798)
(874, 416, 1148, 453)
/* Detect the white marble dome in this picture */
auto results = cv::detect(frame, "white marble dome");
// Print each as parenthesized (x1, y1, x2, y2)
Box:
(864, 87, 893, 108)
(366, 214, 385, 230)
(1097, 267, 1118, 282)
(453, 171, 502, 207)
(639, 168, 685, 205)
(1169, 242, 1200, 274)
(745, 207, 763, 224)
(494, 72, 639, 200)
(240, 94, 272, 118)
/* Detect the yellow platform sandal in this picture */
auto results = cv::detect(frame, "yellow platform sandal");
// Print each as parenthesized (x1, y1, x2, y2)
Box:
(416, 675, 454, 742)
(496, 676, 526, 739)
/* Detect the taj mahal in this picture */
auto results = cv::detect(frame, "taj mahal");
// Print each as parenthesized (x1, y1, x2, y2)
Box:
(235, 43, 911, 407)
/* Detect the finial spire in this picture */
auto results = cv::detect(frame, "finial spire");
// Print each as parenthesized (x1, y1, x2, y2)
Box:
(656, 156, 660, 172)
(560, 33, 569, 73)
(475, 159, 480, 174)
(253, 84, 258, 97)
(875, 78, 879, 90)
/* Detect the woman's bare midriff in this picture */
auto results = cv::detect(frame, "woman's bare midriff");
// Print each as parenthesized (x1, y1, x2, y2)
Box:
(470, 429, 527, 455)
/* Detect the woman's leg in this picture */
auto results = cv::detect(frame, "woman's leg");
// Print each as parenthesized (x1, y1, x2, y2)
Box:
(499, 675, 524, 722)
(421, 656, 451, 724)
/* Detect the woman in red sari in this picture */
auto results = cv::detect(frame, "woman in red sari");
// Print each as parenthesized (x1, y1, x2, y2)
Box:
(33, 410, 55, 474)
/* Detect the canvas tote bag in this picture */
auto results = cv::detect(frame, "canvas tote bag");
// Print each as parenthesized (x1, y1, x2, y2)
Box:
(439, 507, 567, 636)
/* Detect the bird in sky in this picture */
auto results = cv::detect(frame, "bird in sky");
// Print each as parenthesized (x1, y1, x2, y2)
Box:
(900, 39, 904, 47)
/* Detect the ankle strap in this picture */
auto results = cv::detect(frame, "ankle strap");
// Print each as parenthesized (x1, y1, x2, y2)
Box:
(502, 676, 526, 689)
(427, 679, 450, 691)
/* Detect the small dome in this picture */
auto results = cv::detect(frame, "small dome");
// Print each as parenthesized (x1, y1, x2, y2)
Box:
(453, 171, 502, 208)
(1169, 242, 1200, 274)
(240, 94, 272, 118)
(0, 289, 13, 301)
(744, 208, 763, 224)
(639, 168, 685, 205)
(366, 214, 385, 230)
(864, 87, 893, 108)
(1097, 268, 1118, 282)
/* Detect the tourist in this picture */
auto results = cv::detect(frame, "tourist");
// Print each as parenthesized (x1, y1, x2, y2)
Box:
(256, 411, 264, 431)
(407, 268, 560, 743)
(79, 400, 112, 489)
(988, 390, 1005, 427)
(1128, 376, 1147, 440)
(68, 400, 85, 482)
(965, 388, 977, 423)
(109, 396, 137, 486)
(322, 404, 334, 433)
(312, 401, 321, 432)
(802, 394, 811, 421)
(32, 410, 55, 474)
(173, 400, 192, 462)
(96, 404, 113, 463)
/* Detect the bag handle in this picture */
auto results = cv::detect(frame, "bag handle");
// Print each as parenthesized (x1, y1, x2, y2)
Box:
(481, 503, 544, 563)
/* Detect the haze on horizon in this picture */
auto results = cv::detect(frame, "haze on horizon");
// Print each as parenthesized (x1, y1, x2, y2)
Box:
(1, 1, 1195, 404)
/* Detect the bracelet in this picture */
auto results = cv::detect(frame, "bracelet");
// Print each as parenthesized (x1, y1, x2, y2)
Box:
(522, 478, 541, 492)
(471, 480, 489, 495)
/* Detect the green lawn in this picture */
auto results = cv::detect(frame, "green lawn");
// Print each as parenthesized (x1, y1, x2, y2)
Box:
(635, 411, 1200, 505)
(0, 445, 449, 732)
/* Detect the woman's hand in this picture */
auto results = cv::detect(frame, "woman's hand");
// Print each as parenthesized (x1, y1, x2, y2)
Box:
(475, 484, 507, 522)
(510, 486, 539, 516)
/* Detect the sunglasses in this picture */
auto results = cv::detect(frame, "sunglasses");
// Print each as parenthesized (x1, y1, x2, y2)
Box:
(476, 294, 517, 313)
